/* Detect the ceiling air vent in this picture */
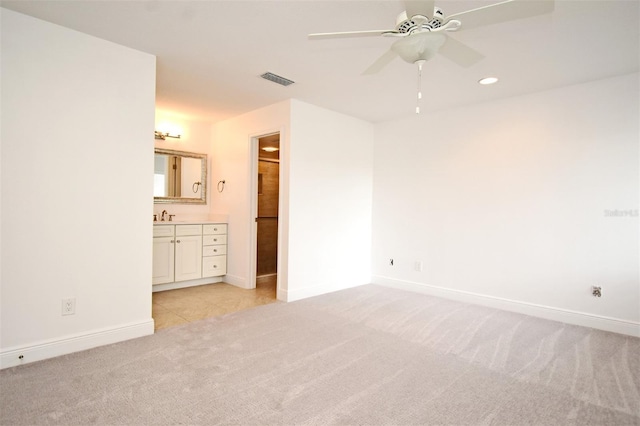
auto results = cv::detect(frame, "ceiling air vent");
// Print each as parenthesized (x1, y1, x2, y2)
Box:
(260, 72, 295, 87)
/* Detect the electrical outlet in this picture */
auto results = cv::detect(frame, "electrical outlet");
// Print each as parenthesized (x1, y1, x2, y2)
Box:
(592, 286, 602, 298)
(62, 298, 76, 315)
(414, 261, 423, 272)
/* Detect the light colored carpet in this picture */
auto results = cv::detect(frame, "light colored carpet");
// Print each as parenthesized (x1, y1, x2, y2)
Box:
(1, 284, 639, 425)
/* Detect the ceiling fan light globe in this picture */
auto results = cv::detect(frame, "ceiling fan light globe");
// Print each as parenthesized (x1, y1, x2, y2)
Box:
(391, 32, 446, 64)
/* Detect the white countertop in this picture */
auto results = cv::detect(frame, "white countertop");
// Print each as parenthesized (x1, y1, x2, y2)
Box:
(154, 220, 227, 225)
(153, 213, 228, 224)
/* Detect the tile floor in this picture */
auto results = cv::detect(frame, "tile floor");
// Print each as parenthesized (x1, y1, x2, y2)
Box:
(152, 275, 278, 331)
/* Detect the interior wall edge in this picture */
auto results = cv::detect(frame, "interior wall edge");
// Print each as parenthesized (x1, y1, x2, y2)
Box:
(373, 276, 640, 338)
(1, 8, 155, 353)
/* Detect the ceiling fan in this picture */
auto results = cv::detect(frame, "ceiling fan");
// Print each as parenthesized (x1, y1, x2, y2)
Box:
(309, 0, 555, 75)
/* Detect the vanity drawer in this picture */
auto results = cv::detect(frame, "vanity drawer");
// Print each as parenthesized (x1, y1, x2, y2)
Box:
(153, 225, 174, 237)
(203, 245, 227, 256)
(176, 224, 202, 236)
(203, 235, 227, 246)
(203, 224, 227, 235)
(202, 256, 227, 277)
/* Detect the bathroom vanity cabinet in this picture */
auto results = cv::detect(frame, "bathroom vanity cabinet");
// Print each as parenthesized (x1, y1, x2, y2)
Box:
(153, 222, 227, 290)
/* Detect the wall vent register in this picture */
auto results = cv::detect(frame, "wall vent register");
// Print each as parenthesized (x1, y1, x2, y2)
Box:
(260, 72, 295, 87)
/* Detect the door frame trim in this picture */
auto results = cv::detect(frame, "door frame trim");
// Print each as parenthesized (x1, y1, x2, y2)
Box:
(248, 130, 281, 292)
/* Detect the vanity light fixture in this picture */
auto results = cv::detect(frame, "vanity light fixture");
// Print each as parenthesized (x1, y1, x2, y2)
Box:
(154, 130, 182, 140)
(478, 77, 499, 85)
(261, 146, 279, 152)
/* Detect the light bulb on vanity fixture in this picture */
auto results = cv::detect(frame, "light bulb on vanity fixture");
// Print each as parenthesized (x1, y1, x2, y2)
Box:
(261, 146, 279, 152)
(154, 130, 181, 140)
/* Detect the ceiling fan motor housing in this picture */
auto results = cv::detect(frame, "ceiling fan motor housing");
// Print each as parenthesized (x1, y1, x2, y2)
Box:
(396, 6, 445, 34)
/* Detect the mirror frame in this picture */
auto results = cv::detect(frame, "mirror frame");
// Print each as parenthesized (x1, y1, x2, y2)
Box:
(154, 148, 207, 205)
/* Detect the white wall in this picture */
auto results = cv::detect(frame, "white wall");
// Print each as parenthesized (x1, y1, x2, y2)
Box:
(372, 73, 640, 336)
(287, 100, 374, 301)
(153, 110, 217, 221)
(0, 9, 156, 367)
(211, 101, 291, 290)
(211, 99, 374, 301)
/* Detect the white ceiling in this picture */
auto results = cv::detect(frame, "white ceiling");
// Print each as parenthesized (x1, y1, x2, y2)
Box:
(2, 0, 638, 124)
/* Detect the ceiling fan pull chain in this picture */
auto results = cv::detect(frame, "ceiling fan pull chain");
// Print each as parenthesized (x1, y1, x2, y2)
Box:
(416, 60, 425, 114)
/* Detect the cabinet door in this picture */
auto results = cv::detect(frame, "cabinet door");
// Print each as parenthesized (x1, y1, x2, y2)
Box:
(174, 235, 202, 282)
(152, 236, 175, 285)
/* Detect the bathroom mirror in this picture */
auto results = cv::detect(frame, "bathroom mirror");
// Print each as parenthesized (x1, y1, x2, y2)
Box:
(154, 148, 207, 204)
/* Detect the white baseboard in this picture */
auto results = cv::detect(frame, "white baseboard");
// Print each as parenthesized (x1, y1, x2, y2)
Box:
(0, 319, 155, 369)
(282, 281, 366, 302)
(152, 277, 222, 292)
(224, 274, 251, 289)
(373, 276, 640, 337)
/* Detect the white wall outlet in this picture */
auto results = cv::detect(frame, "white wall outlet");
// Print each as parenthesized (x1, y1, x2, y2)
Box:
(414, 261, 423, 272)
(62, 298, 76, 315)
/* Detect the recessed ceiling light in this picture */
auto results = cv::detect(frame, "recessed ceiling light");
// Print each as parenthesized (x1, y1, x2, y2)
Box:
(261, 147, 279, 152)
(479, 77, 499, 85)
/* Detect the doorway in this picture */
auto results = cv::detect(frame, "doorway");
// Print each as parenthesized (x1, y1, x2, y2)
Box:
(255, 134, 279, 296)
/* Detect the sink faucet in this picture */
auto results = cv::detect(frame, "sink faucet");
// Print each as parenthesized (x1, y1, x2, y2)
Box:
(161, 210, 168, 221)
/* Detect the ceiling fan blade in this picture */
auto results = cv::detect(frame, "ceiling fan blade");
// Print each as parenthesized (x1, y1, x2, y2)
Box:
(403, 0, 436, 18)
(447, 0, 554, 31)
(362, 49, 398, 75)
(438, 36, 485, 68)
(308, 30, 393, 40)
